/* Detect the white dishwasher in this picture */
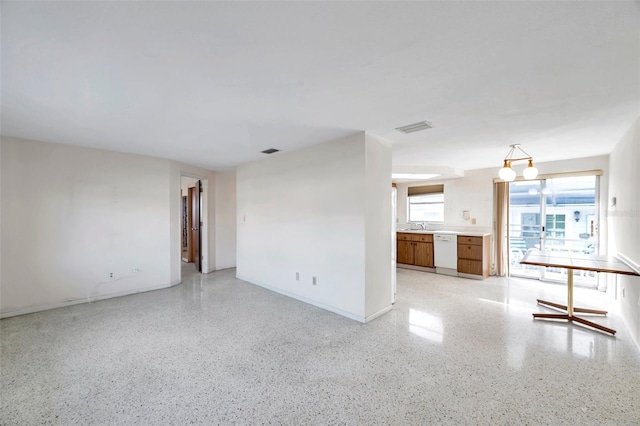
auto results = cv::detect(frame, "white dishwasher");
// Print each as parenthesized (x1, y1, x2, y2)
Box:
(434, 233, 458, 276)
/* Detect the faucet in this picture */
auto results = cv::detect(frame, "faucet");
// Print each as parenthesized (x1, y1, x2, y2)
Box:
(411, 222, 426, 230)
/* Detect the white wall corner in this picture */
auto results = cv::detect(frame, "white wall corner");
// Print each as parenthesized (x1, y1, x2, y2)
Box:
(236, 132, 368, 320)
(364, 133, 393, 318)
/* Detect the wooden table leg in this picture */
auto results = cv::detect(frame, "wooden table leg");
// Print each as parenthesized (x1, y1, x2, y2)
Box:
(574, 306, 608, 315)
(532, 314, 616, 334)
(567, 269, 573, 316)
(571, 316, 616, 335)
(537, 299, 608, 315)
(533, 313, 570, 320)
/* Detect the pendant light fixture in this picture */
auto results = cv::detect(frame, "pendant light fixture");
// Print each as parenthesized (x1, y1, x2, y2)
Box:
(498, 144, 538, 182)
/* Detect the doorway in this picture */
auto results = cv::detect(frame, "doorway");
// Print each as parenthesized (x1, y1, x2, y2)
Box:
(508, 175, 599, 286)
(181, 176, 202, 273)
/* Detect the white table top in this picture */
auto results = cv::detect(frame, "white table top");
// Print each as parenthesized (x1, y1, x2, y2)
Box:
(520, 249, 639, 276)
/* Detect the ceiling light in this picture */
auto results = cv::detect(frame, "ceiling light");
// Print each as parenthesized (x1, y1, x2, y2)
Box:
(392, 173, 441, 180)
(498, 144, 538, 182)
(395, 121, 433, 134)
(522, 159, 538, 180)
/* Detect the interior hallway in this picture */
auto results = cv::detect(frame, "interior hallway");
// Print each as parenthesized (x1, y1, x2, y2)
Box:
(181, 261, 201, 281)
(1, 269, 639, 424)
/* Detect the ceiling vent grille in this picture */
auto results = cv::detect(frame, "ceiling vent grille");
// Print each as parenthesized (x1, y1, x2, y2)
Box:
(261, 148, 280, 154)
(395, 121, 433, 134)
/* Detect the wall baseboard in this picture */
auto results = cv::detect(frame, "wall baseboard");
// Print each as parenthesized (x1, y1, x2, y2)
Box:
(616, 252, 640, 274)
(237, 274, 370, 323)
(365, 305, 393, 322)
(0, 281, 179, 319)
(616, 252, 640, 353)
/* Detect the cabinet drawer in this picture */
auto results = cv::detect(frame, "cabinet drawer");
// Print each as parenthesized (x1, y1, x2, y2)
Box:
(412, 234, 433, 243)
(458, 235, 483, 246)
(458, 259, 483, 275)
(457, 244, 483, 260)
(397, 233, 413, 241)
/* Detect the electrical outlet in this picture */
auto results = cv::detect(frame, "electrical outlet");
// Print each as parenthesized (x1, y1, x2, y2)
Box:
(312, 276, 317, 285)
(132, 266, 139, 273)
(108, 272, 114, 279)
(296, 272, 300, 281)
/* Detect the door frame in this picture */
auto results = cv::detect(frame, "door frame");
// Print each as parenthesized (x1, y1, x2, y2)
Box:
(180, 174, 209, 277)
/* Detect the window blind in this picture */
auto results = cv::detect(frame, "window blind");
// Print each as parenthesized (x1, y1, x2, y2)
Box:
(408, 184, 444, 196)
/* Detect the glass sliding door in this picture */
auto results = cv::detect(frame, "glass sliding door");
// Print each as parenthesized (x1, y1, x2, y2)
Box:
(508, 175, 599, 286)
(508, 180, 543, 278)
(541, 175, 599, 285)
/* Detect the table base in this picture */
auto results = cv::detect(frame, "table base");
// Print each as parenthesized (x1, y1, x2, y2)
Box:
(519, 250, 638, 337)
(533, 299, 615, 335)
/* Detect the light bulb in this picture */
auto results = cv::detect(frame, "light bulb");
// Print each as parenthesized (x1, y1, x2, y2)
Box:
(522, 159, 538, 180)
(498, 161, 516, 181)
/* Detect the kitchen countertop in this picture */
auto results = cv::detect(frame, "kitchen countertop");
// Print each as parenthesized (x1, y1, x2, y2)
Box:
(397, 230, 491, 237)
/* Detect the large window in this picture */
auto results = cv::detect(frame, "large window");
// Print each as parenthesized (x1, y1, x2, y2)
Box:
(409, 192, 444, 222)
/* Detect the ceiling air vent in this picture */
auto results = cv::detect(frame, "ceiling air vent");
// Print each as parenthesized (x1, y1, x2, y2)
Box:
(395, 121, 433, 134)
(261, 148, 280, 154)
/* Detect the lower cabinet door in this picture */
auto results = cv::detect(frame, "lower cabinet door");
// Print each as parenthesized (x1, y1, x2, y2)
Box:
(397, 240, 414, 265)
(458, 259, 483, 275)
(414, 242, 434, 268)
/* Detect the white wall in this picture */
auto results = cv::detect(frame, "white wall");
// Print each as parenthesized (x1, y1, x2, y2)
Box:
(607, 117, 640, 348)
(397, 156, 608, 230)
(395, 170, 495, 233)
(236, 132, 392, 322)
(0, 137, 3, 296)
(214, 171, 237, 270)
(364, 134, 393, 318)
(1, 136, 235, 317)
(1, 137, 172, 315)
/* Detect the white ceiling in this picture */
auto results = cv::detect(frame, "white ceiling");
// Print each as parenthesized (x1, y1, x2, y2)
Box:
(2, 2, 639, 173)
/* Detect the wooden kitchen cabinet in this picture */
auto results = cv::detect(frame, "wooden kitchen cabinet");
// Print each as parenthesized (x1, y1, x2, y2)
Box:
(397, 239, 414, 264)
(457, 234, 490, 279)
(397, 233, 434, 268)
(414, 241, 433, 267)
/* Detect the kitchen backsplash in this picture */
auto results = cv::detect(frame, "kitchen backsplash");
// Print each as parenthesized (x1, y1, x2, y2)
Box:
(396, 222, 492, 234)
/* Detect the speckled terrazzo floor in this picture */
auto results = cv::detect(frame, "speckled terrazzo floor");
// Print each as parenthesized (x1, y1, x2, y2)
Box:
(2, 267, 640, 425)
